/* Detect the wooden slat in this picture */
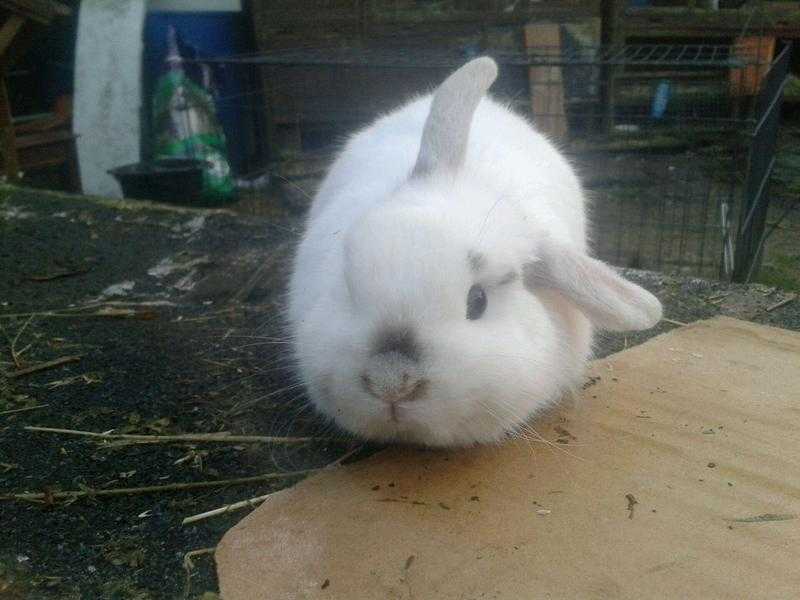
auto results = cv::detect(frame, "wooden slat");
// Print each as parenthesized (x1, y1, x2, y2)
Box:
(524, 23, 568, 139)
(622, 6, 800, 39)
(0, 0, 71, 25)
(0, 14, 24, 55)
(729, 36, 776, 97)
(0, 70, 19, 181)
(15, 128, 75, 148)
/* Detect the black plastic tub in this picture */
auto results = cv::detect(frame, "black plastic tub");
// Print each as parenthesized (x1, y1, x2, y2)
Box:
(109, 158, 213, 206)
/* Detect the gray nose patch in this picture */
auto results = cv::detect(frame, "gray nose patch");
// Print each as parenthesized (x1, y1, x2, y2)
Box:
(373, 326, 419, 362)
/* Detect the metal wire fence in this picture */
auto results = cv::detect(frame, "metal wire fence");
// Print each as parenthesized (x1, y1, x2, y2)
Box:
(176, 35, 790, 282)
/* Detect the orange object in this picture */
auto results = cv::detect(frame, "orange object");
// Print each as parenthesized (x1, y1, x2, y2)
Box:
(730, 36, 776, 96)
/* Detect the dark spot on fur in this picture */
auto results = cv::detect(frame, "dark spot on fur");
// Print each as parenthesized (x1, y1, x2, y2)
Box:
(497, 270, 518, 285)
(373, 326, 419, 361)
(468, 250, 486, 272)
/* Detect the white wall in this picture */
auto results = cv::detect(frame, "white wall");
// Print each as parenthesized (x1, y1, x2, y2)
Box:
(73, 0, 147, 198)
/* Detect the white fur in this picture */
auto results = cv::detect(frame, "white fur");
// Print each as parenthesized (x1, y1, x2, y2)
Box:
(287, 59, 661, 447)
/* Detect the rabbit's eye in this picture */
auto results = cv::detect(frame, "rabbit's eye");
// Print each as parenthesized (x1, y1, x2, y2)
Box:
(466, 284, 487, 320)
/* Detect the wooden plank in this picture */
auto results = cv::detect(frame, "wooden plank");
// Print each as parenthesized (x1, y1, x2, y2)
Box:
(729, 36, 776, 97)
(366, 3, 601, 26)
(0, 0, 71, 25)
(600, 0, 623, 135)
(524, 23, 567, 139)
(0, 14, 25, 56)
(218, 318, 800, 600)
(15, 128, 75, 148)
(0, 70, 19, 181)
(251, 0, 602, 49)
(622, 6, 800, 39)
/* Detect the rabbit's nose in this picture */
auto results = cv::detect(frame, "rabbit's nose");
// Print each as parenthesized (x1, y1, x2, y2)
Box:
(361, 352, 428, 404)
(361, 372, 428, 405)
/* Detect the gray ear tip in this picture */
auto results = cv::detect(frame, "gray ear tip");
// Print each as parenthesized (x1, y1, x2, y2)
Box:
(463, 56, 499, 88)
(411, 55, 499, 178)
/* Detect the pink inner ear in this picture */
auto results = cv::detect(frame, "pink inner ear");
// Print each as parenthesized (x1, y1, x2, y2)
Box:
(524, 244, 663, 332)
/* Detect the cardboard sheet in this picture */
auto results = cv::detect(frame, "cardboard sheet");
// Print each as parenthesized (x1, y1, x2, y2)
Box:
(216, 317, 800, 599)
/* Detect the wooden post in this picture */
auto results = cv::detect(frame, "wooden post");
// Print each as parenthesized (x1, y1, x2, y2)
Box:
(600, 0, 622, 135)
(0, 15, 25, 55)
(0, 68, 19, 182)
(730, 36, 776, 97)
(524, 23, 567, 139)
(0, 14, 26, 181)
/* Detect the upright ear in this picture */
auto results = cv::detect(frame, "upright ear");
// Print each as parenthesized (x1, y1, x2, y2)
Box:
(523, 238, 663, 332)
(412, 56, 498, 178)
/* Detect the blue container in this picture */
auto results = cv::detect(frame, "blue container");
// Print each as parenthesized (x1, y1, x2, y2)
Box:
(651, 80, 672, 120)
(144, 12, 252, 172)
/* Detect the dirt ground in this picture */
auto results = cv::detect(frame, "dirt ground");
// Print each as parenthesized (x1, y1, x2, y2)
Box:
(0, 187, 350, 599)
(1, 185, 799, 599)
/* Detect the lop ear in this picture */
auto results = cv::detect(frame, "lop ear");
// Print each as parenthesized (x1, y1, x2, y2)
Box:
(412, 56, 498, 178)
(523, 239, 663, 332)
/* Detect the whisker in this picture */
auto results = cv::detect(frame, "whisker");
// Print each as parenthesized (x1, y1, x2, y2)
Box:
(487, 397, 583, 461)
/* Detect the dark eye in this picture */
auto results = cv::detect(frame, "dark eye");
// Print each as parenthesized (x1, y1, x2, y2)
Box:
(466, 284, 487, 320)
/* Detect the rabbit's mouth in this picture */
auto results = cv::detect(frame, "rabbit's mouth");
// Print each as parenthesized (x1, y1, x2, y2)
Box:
(384, 391, 425, 423)
(359, 393, 437, 442)
(362, 376, 430, 424)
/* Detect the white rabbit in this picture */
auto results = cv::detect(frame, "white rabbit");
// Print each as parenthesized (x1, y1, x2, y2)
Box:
(287, 57, 662, 447)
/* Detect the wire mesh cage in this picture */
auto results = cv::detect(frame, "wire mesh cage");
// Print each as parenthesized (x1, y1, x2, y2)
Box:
(180, 27, 790, 282)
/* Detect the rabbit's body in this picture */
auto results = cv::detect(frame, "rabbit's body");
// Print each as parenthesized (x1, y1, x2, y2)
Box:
(288, 58, 661, 446)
